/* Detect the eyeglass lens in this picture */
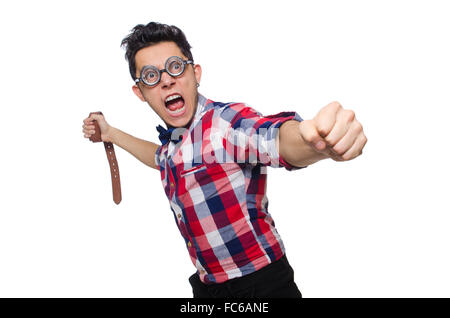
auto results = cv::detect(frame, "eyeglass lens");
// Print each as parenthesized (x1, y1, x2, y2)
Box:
(167, 57, 184, 75)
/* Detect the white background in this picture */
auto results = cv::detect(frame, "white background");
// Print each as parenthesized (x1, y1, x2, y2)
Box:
(0, 0, 449, 297)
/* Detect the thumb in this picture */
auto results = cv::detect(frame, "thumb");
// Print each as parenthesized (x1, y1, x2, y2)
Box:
(298, 119, 327, 152)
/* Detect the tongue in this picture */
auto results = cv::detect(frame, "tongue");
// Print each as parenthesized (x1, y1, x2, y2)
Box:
(167, 99, 185, 111)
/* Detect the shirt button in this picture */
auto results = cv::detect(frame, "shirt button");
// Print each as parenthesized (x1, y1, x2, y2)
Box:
(170, 182, 175, 188)
(187, 242, 192, 248)
(177, 213, 182, 219)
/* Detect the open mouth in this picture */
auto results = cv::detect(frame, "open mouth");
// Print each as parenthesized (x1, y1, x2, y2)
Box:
(165, 94, 186, 116)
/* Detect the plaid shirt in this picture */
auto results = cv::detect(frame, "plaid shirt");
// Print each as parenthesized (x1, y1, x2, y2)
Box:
(155, 94, 305, 284)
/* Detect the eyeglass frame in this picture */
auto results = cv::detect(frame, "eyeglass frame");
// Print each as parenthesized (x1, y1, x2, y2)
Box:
(134, 56, 194, 87)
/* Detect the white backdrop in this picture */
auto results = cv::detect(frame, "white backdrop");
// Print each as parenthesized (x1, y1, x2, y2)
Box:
(0, 0, 449, 297)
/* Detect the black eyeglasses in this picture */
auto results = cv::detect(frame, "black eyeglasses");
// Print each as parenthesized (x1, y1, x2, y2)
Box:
(135, 56, 194, 87)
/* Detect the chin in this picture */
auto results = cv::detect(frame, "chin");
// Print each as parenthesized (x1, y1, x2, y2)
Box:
(166, 103, 197, 128)
(164, 112, 193, 128)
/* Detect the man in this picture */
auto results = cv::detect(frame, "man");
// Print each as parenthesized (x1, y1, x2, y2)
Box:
(82, 22, 367, 298)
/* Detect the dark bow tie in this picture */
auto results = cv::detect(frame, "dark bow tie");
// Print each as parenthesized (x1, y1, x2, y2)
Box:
(156, 124, 183, 146)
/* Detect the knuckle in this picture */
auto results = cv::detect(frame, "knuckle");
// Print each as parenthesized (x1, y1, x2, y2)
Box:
(332, 145, 345, 155)
(303, 131, 318, 144)
(324, 135, 335, 146)
(345, 109, 355, 122)
(354, 121, 363, 132)
(300, 120, 318, 142)
(331, 101, 342, 108)
(303, 135, 314, 144)
(316, 123, 329, 136)
(361, 137, 368, 149)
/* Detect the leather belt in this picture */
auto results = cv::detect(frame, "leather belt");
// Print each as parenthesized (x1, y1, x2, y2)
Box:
(88, 111, 122, 205)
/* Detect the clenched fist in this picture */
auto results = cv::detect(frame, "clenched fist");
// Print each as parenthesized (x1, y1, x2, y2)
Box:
(82, 113, 113, 143)
(299, 101, 367, 162)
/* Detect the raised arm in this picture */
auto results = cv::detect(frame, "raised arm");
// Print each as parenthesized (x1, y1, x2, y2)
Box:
(278, 101, 367, 167)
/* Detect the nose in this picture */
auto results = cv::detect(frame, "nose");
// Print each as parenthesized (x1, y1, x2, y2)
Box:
(160, 71, 176, 89)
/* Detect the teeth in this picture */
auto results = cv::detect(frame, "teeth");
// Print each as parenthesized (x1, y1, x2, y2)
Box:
(165, 94, 182, 103)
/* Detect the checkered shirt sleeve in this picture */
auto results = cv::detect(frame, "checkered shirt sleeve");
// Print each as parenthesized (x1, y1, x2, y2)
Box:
(218, 103, 306, 171)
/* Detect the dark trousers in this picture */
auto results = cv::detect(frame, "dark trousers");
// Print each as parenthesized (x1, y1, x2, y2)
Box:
(188, 255, 302, 298)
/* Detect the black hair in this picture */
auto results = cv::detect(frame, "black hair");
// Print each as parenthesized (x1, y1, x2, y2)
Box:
(120, 22, 194, 81)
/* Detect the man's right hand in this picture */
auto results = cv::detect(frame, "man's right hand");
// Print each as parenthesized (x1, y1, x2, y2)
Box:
(82, 113, 113, 143)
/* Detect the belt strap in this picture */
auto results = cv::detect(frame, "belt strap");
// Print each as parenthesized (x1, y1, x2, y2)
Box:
(89, 111, 122, 205)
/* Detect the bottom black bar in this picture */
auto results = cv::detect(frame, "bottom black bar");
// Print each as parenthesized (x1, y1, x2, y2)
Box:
(1, 298, 449, 315)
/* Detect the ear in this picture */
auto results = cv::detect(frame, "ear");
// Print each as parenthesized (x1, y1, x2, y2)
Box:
(132, 84, 147, 102)
(193, 64, 202, 85)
